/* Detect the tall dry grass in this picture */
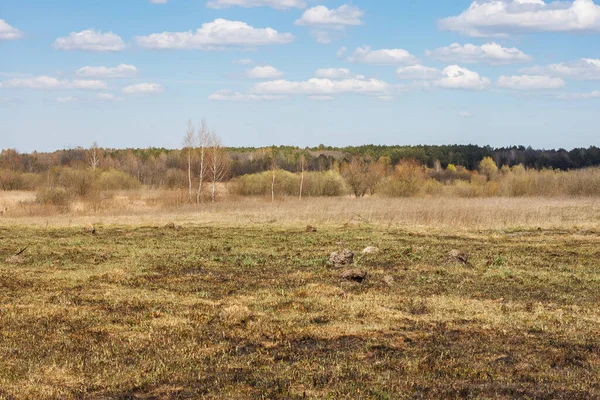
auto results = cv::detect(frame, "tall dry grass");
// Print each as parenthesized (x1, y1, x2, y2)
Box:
(2, 191, 600, 231)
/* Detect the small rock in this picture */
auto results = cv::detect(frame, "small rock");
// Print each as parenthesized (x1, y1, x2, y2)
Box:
(329, 249, 354, 266)
(85, 224, 96, 234)
(445, 249, 470, 265)
(164, 222, 176, 229)
(306, 225, 317, 233)
(383, 275, 395, 286)
(341, 269, 367, 283)
(362, 246, 379, 254)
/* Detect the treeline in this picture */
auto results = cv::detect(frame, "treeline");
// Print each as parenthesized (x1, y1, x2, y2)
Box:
(2, 144, 600, 180)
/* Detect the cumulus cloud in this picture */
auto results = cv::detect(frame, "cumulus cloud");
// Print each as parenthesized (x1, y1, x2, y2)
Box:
(53, 29, 125, 51)
(247, 65, 284, 79)
(558, 90, 600, 100)
(135, 19, 293, 49)
(348, 46, 417, 65)
(436, 65, 491, 90)
(122, 83, 164, 95)
(314, 68, 352, 79)
(208, 89, 287, 101)
(439, 0, 600, 37)
(0, 19, 23, 40)
(396, 65, 445, 80)
(520, 58, 600, 80)
(497, 75, 566, 90)
(396, 65, 490, 90)
(295, 5, 363, 26)
(426, 42, 532, 64)
(0, 76, 107, 90)
(295, 5, 363, 43)
(76, 64, 139, 79)
(207, 0, 306, 9)
(253, 77, 390, 96)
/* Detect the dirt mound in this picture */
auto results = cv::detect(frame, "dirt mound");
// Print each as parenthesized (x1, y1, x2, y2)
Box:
(341, 269, 367, 283)
(306, 225, 317, 233)
(445, 249, 470, 265)
(329, 249, 354, 266)
(362, 246, 379, 254)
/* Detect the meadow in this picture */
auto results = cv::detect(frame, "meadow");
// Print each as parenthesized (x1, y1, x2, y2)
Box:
(1, 192, 600, 399)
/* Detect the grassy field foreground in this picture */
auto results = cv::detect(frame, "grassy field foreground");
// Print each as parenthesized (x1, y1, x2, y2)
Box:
(1, 217, 600, 398)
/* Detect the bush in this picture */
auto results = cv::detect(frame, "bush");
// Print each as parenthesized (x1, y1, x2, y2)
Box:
(97, 169, 141, 191)
(36, 187, 70, 208)
(230, 170, 346, 197)
(0, 169, 41, 190)
(378, 159, 425, 197)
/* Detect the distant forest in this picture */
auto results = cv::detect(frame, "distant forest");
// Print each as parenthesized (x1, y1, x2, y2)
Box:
(2, 144, 599, 178)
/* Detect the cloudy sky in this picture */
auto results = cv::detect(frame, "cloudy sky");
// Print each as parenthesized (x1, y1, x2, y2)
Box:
(1, 0, 600, 152)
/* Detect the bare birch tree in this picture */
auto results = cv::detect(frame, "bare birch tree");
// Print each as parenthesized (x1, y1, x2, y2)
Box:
(269, 147, 278, 202)
(88, 142, 100, 171)
(298, 153, 306, 200)
(183, 120, 195, 203)
(196, 119, 208, 205)
(206, 131, 229, 203)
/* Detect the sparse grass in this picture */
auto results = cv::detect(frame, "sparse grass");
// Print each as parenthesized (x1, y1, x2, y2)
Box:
(1, 195, 600, 398)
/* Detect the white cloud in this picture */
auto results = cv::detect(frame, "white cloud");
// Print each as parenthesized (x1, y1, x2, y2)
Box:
(0, 19, 23, 40)
(348, 46, 417, 65)
(396, 65, 444, 80)
(295, 5, 363, 27)
(459, 111, 474, 118)
(520, 58, 600, 80)
(315, 68, 352, 79)
(53, 29, 125, 51)
(0, 76, 107, 90)
(295, 5, 363, 43)
(396, 65, 490, 90)
(436, 65, 491, 90)
(426, 42, 532, 65)
(558, 90, 600, 100)
(439, 0, 600, 37)
(208, 89, 287, 101)
(135, 19, 293, 49)
(247, 65, 284, 79)
(122, 83, 164, 95)
(76, 64, 139, 79)
(497, 75, 566, 90)
(377, 96, 395, 101)
(96, 93, 124, 102)
(336, 47, 347, 59)
(234, 58, 254, 64)
(253, 77, 390, 96)
(56, 96, 78, 103)
(207, 0, 306, 9)
(149, 0, 168, 3)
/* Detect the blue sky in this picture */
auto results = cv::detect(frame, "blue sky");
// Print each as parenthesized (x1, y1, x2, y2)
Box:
(1, 0, 600, 152)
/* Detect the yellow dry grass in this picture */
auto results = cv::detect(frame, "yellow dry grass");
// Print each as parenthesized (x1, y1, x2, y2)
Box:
(2, 189, 600, 231)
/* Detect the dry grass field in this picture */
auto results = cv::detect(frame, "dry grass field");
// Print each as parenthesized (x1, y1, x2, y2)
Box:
(1, 192, 600, 399)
